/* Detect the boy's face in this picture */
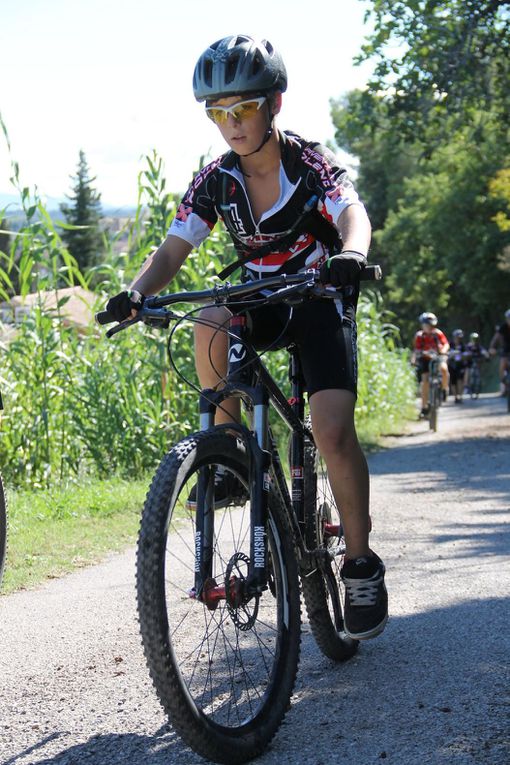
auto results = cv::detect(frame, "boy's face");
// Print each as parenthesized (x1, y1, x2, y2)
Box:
(209, 93, 281, 156)
(421, 322, 434, 334)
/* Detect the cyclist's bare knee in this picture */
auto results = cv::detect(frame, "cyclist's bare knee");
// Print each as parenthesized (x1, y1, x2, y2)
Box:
(195, 306, 231, 384)
(309, 390, 358, 457)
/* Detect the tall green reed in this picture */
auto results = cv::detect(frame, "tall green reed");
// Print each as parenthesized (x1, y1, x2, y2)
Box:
(0, 127, 414, 490)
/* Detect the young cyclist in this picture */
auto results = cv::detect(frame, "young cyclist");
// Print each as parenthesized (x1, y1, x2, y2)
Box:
(466, 332, 489, 394)
(412, 312, 450, 416)
(489, 309, 510, 394)
(448, 329, 468, 403)
(105, 35, 387, 641)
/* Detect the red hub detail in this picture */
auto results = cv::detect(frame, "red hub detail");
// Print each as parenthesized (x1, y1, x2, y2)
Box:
(324, 523, 341, 538)
(192, 577, 242, 611)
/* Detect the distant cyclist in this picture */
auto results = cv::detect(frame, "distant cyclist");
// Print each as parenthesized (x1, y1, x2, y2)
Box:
(412, 312, 450, 417)
(448, 329, 468, 403)
(466, 332, 489, 396)
(489, 309, 510, 395)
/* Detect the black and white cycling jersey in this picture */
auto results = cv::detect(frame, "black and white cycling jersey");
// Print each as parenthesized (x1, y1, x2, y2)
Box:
(168, 130, 364, 279)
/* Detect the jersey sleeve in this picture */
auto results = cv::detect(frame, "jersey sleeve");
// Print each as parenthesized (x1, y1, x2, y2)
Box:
(414, 332, 422, 350)
(167, 157, 222, 248)
(436, 330, 448, 346)
(301, 143, 364, 227)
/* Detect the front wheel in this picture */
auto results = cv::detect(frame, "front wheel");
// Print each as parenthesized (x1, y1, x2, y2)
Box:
(300, 434, 359, 662)
(429, 381, 439, 432)
(136, 430, 301, 765)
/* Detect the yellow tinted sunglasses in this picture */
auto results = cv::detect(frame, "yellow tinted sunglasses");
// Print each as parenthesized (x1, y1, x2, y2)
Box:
(205, 96, 267, 125)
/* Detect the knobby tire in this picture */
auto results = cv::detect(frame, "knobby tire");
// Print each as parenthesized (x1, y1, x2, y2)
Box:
(300, 432, 359, 661)
(136, 430, 301, 765)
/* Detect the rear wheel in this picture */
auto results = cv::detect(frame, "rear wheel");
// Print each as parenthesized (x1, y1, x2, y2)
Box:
(136, 430, 301, 764)
(300, 432, 359, 662)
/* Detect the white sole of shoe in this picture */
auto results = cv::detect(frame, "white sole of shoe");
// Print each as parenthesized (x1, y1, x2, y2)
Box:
(344, 611, 389, 641)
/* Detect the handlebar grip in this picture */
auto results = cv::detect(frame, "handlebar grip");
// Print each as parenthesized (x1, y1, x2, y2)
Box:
(361, 265, 382, 281)
(95, 310, 116, 325)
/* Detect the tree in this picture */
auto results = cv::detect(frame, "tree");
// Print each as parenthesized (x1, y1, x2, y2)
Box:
(357, 0, 510, 143)
(60, 150, 104, 273)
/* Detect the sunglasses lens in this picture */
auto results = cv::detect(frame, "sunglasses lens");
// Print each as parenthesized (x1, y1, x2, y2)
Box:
(206, 99, 263, 125)
(206, 108, 227, 125)
(232, 101, 260, 121)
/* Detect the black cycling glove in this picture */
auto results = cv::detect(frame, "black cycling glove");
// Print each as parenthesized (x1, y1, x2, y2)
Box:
(105, 289, 145, 322)
(319, 250, 367, 287)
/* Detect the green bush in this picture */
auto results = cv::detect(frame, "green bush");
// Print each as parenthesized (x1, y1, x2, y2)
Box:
(0, 141, 414, 490)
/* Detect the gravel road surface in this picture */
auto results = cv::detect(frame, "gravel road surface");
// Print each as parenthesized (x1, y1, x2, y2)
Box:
(1, 393, 509, 765)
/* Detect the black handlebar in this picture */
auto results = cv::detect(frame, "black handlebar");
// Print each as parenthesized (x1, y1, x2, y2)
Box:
(95, 265, 383, 332)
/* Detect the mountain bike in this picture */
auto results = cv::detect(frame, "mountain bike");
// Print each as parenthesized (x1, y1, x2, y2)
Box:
(97, 266, 381, 764)
(0, 390, 7, 588)
(467, 359, 482, 399)
(428, 353, 442, 432)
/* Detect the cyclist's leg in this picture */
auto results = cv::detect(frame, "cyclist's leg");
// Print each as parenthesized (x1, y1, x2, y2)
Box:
(292, 299, 387, 639)
(194, 305, 240, 425)
(421, 371, 430, 409)
(309, 389, 369, 560)
(440, 359, 450, 394)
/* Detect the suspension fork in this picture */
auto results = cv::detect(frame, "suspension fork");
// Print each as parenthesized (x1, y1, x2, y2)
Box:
(288, 347, 306, 529)
(193, 393, 217, 599)
(227, 314, 272, 594)
(193, 314, 272, 602)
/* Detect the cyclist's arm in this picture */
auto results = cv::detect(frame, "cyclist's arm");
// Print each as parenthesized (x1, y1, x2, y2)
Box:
(337, 204, 371, 256)
(129, 235, 193, 295)
(436, 329, 449, 354)
(489, 330, 502, 354)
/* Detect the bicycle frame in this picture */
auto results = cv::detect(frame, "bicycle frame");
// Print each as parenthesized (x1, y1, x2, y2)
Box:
(96, 267, 382, 608)
(194, 312, 313, 607)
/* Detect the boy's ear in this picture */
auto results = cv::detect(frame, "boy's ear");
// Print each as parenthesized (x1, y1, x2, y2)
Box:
(271, 91, 283, 115)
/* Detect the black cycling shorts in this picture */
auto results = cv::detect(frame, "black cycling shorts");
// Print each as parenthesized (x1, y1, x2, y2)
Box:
(243, 297, 358, 398)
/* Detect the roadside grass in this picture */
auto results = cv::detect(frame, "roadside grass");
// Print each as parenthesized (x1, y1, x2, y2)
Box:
(1, 476, 150, 594)
(1, 395, 416, 596)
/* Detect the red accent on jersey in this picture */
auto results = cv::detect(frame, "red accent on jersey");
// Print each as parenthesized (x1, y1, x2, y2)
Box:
(176, 204, 193, 222)
(415, 329, 448, 353)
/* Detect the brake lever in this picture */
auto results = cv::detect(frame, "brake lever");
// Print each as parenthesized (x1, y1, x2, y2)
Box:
(105, 314, 141, 338)
(264, 281, 315, 304)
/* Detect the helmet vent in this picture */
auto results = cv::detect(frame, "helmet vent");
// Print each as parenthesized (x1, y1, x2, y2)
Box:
(252, 53, 262, 75)
(225, 54, 240, 84)
(203, 60, 213, 87)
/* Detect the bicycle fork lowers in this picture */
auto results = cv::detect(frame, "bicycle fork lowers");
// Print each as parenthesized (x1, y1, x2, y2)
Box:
(191, 313, 288, 612)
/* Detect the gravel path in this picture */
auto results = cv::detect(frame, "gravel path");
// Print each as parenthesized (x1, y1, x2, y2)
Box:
(1, 394, 509, 765)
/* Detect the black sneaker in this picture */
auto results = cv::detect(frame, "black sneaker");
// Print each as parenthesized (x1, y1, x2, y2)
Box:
(341, 553, 388, 640)
(186, 470, 249, 510)
(419, 406, 430, 419)
(442, 389, 448, 403)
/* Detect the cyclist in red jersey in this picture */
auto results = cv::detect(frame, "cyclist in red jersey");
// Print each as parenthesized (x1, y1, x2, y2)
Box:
(105, 36, 387, 641)
(412, 312, 450, 416)
(489, 309, 510, 394)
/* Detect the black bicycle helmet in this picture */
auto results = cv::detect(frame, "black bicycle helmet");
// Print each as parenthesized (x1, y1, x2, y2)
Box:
(193, 35, 287, 102)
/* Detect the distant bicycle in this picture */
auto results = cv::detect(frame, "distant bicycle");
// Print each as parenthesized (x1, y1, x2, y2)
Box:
(467, 360, 483, 399)
(427, 353, 442, 432)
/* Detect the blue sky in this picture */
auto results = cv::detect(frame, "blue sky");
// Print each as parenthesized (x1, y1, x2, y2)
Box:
(0, 0, 373, 207)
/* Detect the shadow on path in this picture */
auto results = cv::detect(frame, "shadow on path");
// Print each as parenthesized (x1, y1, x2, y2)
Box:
(8, 598, 509, 765)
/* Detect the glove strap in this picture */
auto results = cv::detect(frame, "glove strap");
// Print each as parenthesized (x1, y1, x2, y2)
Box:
(339, 250, 368, 266)
(127, 289, 144, 306)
